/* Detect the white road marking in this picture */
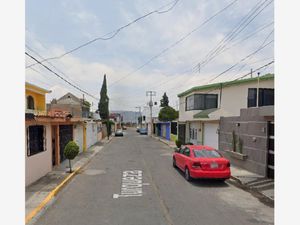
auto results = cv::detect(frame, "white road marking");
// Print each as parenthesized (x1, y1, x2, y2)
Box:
(113, 170, 144, 198)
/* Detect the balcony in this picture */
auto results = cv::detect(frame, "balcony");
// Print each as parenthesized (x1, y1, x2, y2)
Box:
(25, 109, 47, 116)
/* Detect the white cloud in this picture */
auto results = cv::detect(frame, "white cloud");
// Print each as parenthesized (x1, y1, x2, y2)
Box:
(26, 0, 273, 111)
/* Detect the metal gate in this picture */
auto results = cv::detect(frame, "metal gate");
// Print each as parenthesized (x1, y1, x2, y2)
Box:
(267, 121, 274, 179)
(178, 124, 186, 144)
(59, 125, 73, 163)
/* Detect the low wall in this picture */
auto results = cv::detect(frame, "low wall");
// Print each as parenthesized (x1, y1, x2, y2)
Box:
(219, 107, 273, 176)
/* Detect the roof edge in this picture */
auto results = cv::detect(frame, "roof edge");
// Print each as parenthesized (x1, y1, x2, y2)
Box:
(178, 73, 274, 97)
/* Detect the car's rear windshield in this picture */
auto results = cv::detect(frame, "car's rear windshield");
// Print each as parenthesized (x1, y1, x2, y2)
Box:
(193, 150, 222, 158)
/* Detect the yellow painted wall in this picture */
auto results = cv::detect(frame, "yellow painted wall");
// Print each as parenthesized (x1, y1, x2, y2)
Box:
(170, 134, 177, 142)
(25, 89, 46, 111)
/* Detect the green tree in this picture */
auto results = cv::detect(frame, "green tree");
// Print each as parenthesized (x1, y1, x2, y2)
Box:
(158, 106, 178, 121)
(160, 92, 169, 107)
(98, 74, 110, 139)
(64, 141, 79, 173)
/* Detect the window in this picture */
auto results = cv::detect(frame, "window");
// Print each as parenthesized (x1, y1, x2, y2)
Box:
(186, 94, 218, 111)
(183, 148, 190, 156)
(259, 88, 274, 106)
(193, 150, 221, 158)
(248, 88, 274, 107)
(27, 95, 35, 110)
(27, 125, 46, 156)
(179, 147, 185, 154)
(186, 95, 194, 111)
(247, 88, 257, 107)
(205, 94, 218, 109)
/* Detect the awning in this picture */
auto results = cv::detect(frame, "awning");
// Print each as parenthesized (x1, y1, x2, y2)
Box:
(193, 108, 231, 121)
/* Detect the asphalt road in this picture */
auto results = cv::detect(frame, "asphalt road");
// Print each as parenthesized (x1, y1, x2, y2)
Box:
(34, 128, 274, 225)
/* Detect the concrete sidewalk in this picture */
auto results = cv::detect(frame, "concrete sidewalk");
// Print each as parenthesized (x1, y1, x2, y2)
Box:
(25, 137, 112, 223)
(230, 165, 274, 204)
(152, 135, 177, 148)
(152, 135, 274, 205)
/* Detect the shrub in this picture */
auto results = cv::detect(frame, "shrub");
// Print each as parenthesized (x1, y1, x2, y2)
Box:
(64, 141, 79, 173)
(175, 139, 182, 148)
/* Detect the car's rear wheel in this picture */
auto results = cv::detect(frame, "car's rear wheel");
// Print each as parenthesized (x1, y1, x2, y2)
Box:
(185, 167, 191, 182)
(173, 158, 177, 168)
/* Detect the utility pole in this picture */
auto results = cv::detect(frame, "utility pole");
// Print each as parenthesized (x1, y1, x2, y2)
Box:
(146, 91, 156, 135)
(250, 68, 253, 78)
(135, 106, 142, 128)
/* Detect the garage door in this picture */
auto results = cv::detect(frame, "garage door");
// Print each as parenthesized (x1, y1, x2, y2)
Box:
(204, 123, 219, 149)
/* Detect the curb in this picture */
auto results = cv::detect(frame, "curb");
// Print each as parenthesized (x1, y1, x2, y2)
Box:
(25, 139, 112, 224)
(25, 167, 80, 224)
(152, 136, 176, 149)
(228, 175, 274, 206)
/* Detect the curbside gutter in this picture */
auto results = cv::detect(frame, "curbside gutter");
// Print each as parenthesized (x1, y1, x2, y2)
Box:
(25, 137, 113, 224)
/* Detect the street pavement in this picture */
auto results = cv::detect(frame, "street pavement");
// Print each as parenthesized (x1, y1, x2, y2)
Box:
(33, 128, 274, 225)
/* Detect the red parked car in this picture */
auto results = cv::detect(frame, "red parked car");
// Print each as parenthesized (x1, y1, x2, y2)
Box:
(173, 145, 231, 182)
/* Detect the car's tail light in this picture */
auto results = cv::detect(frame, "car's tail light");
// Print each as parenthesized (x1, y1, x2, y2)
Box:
(192, 162, 202, 169)
(227, 162, 230, 167)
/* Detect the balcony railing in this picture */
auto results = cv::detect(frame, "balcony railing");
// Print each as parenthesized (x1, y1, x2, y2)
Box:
(25, 109, 47, 116)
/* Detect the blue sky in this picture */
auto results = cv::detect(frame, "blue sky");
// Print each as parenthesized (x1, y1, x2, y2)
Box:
(25, 0, 274, 113)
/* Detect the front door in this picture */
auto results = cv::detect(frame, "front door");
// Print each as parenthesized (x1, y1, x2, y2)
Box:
(59, 125, 73, 163)
(51, 126, 57, 166)
(178, 124, 186, 144)
(267, 121, 274, 179)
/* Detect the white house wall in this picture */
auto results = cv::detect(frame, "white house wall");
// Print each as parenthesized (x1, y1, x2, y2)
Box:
(179, 79, 273, 121)
(73, 123, 84, 153)
(220, 79, 274, 116)
(179, 90, 219, 122)
(25, 124, 52, 186)
(86, 122, 98, 149)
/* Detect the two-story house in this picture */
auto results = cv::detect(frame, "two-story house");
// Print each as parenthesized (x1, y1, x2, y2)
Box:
(26, 84, 96, 186)
(25, 82, 53, 186)
(177, 74, 274, 151)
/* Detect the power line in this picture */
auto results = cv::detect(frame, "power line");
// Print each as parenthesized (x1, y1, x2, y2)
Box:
(207, 38, 273, 83)
(198, 0, 273, 72)
(157, 37, 273, 98)
(147, 21, 274, 91)
(26, 0, 180, 68)
(25, 44, 84, 89)
(129, 2, 273, 94)
(25, 52, 99, 100)
(108, 0, 238, 87)
(168, 61, 274, 109)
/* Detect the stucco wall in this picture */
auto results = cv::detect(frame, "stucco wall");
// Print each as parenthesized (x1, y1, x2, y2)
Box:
(220, 79, 274, 116)
(179, 90, 219, 122)
(178, 79, 274, 121)
(25, 90, 46, 111)
(73, 123, 84, 152)
(86, 122, 98, 149)
(25, 124, 52, 186)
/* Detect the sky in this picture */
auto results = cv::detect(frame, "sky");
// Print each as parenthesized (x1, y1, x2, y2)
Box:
(25, 0, 274, 114)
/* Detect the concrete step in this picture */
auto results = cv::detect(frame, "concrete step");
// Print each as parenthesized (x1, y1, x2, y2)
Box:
(251, 182, 274, 191)
(247, 179, 274, 187)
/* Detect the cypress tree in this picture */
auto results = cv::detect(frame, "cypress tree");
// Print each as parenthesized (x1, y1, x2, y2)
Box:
(98, 74, 110, 139)
(160, 92, 169, 107)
